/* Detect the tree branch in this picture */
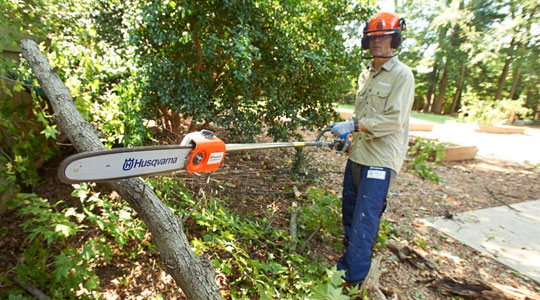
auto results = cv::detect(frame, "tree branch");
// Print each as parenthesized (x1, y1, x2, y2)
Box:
(19, 39, 222, 300)
(9, 276, 51, 300)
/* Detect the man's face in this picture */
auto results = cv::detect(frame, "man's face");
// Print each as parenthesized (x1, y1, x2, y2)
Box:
(368, 34, 393, 57)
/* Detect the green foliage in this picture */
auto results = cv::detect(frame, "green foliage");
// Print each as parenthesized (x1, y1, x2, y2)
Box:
(126, 0, 369, 141)
(1, 0, 147, 192)
(401, 0, 540, 115)
(529, 162, 540, 173)
(4, 184, 147, 299)
(6, 193, 102, 299)
(153, 177, 347, 299)
(459, 92, 532, 125)
(407, 137, 447, 183)
(299, 189, 342, 248)
(309, 267, 358, 300)
(44, 31, 149, 148)
(375, 220, 397, 249)
(0, 90, 58, 186)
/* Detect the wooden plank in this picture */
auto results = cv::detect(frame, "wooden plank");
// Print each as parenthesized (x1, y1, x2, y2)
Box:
(475, 125, 525, 134)
(336, 108, 353, 120)
(410, 123, 434, 132)
(442, 146, 477, 162)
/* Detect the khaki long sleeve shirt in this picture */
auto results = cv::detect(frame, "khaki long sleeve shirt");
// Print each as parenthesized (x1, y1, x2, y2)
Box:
(349, 56, 415, 173)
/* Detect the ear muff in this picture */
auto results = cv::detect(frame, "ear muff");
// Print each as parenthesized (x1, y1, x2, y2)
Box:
(361, 21, 369, 50)
(391, 18, 406, 49)
(391, 32, 401, 49)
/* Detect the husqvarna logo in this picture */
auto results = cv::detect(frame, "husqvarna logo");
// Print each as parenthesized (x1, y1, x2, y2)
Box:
(123, 158, 135, 170)
(123, 157, 178, 171)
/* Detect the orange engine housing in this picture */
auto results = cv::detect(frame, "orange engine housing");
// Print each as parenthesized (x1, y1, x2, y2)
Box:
(184, 131, 226, 173)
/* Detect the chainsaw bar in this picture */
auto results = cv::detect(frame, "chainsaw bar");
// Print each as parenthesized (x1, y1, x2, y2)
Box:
(58, 145, 193, 184)
(58, 129, 339, 184)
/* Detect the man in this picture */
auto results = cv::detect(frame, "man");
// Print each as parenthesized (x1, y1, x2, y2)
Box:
(330, 11, 415, 285)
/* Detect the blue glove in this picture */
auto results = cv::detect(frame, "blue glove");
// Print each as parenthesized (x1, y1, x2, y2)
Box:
(330, 120, 357, 137)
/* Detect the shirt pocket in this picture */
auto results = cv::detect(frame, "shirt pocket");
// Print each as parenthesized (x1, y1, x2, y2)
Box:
(368, 86, 391, 117)
(354, 88, 368, 118)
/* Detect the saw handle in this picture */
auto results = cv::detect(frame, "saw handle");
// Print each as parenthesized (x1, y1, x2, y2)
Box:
(316, 125, 351, 153)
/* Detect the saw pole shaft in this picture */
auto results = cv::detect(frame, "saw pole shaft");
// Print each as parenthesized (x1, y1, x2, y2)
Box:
(225, 141, 329, 153)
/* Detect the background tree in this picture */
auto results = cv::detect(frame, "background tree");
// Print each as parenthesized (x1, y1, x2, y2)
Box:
(400, 0, 539, 119)
(123, 0, 370, 142)
(2, 0, 374, 298)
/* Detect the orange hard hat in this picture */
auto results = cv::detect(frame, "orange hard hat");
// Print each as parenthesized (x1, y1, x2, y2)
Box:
(365, 12, 401, 36)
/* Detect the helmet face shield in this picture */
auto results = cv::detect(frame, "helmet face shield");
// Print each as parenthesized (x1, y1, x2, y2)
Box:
(366, 31, 396, 37)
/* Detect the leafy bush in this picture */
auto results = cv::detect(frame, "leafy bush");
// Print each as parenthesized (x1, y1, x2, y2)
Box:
(0, 72, 58, 187)
(3, 184, 147, 299)
(152, 176, 349, 299)
(375, 220, 397, 249)
(407, 137, 447, 183)
(459, 92, 532, 125)
(299, 189, 343, 248)
(126, 0, 369, 141)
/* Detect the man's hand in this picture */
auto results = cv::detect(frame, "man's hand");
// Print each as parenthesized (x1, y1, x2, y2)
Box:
(330, 120, 357, 137)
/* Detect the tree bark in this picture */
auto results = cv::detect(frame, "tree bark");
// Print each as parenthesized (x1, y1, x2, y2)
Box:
(432, 60, 448, 114)
(508, 67, 520, 100)
(448, 63, 466, 115)
(423, 63, 438, 113)
(508, 5, 536, 100)
(19, 39, 223, 300)
(494, 37, 515, 100)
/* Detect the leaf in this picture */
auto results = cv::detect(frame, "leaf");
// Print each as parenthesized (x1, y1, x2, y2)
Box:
(55, 223, 75, 238)
(12, 83, 25, 92)
(41, 125, 59, 139)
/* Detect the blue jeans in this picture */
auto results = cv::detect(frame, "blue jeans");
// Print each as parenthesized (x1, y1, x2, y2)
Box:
(337, 159, 394, 282)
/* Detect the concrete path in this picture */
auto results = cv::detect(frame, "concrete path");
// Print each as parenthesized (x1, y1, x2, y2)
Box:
(337, 108, 540, 165)
(409, 121, 540, 165)
(423, 200, 540, 284)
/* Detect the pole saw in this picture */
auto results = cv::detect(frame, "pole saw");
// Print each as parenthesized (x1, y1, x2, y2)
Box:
(58, 127, 351, 184)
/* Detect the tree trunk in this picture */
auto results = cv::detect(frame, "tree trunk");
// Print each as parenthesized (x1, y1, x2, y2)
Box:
(19, 39, 223, 300)
(508, 5, 536, 100)
(423, 64, 438, 113)
(524, 83, 539, 122)
(508, 67, 521, 100)
(432, 61, 448, 114)
(494, 37, 515, 100)
(448, 63, 466, 115)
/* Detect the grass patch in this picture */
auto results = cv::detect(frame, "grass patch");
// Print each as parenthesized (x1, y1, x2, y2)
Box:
(336, 103, 354, 110)
(410, 112, 458, 124)
(336, 104, 464, 125)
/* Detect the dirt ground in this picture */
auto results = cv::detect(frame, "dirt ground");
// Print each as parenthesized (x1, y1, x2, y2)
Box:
(1, 128, 540, 299)
(174, 128, 540, 299)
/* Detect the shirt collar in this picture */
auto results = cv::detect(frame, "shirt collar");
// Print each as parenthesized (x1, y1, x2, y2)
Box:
(368, 56, 399, 72)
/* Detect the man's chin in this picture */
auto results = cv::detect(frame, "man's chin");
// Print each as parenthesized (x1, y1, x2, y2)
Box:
(371, 51, 392, 57)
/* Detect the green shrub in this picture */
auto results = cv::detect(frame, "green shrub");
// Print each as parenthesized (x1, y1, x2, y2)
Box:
(154, 176, 348, 299)
(3, 184, 147, 299)
(459, 92, 532, 125)
(0, 87, 58, 186)
(127, 0, 369, 141)
(407, 137, 447, 183)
